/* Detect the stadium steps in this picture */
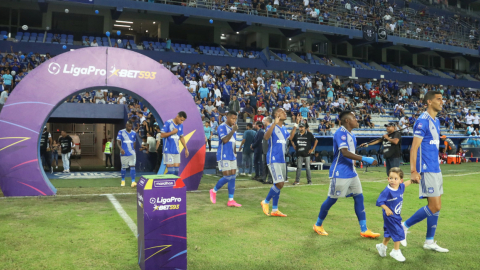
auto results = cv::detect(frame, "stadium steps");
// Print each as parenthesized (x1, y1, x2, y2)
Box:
(463, 74, 479, 81)
(353, 60, 370, 70)
(268, 50, 283, 61)
(402, 65, 423, 76)
(369, 62, 389, 72)
(432, 69, 454, 79)
(329, 56, 350, 68)
(289, 53, 307, 64)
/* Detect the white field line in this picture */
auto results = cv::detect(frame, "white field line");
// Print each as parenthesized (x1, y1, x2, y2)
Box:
(106, 194, 137, 238)
(1, 172, 479, 199)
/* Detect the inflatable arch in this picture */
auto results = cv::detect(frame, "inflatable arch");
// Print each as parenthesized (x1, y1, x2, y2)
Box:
(0, 47, 205, 197)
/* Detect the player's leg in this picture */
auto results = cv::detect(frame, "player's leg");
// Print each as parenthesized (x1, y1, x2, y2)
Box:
(172, 153, 181, 176)
(270, 163, 286, 216)
(130, 155, 136, 187)
(210, 161, 231, 204)
(261, 163, 285, 216)
(226, 161, 241, 207)
(346, 176, 380, 237)
(313, 177, 342, 235)
(164, 154, 175, 174)
(120, 156, 127, 186)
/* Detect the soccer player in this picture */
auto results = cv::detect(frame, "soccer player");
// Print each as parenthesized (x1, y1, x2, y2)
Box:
(376, 167, 417, 262)
(260, 108, 297, 217)
(313, 110, 380, 238)
(117, 120, 137, 187)
(401, 91, 449, 252)
(161, 111, 189, 176)
(209, 111, 242, 207)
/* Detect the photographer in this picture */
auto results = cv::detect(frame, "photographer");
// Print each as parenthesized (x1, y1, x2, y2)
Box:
(291, 121, 317, 185)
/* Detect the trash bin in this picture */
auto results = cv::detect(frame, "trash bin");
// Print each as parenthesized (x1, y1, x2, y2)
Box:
(137, 174, 187, 270)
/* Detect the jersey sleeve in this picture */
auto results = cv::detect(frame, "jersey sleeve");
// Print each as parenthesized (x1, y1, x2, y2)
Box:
(334, 130, 348, 150)
(116, 130, 123, 141)
(413, 119, 428, 138)
(178, 124, 184, 137)
(161, 120, 170, 133)
(218, 125, 227, 139)
(376, 189, 389, 207)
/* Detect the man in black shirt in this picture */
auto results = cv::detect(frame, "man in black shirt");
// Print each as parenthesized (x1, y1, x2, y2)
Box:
(291, 122, 318, 185)
(58, 131, 73, 173)
(359, 122, 401, 175)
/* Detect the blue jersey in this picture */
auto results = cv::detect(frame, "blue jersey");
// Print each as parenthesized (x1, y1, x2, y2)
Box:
(413, 112, 441, 173)
(376, 183, 405, 220)
(161, 119, 184, 154)
(329, 127, 357, 178)
(117, 129, 136, 156)
(216, 123, 236, 161)
(266, 124, 290, 164)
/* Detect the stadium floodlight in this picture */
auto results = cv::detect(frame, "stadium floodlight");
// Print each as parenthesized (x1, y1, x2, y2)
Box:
(115, 20, 133, 24)
(114, 24, 131, 28)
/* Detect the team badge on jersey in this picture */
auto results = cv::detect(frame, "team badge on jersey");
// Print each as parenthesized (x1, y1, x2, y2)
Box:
(336, 191, 341, 196)
(341, 135, 346, 140)
(224, 162, 229, 167)
(428, 187, 434, 194)
(418, 123, 423, 129)
(169, 158, 172, 162)
(278, 175, 283, 180)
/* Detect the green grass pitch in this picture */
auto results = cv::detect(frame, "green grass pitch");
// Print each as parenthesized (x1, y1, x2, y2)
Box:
(1, 163, 479, 269)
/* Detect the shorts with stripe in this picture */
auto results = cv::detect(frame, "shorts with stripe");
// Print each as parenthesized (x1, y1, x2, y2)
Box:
(383, 216, 405, 242)
(120, 155, 136, 168)
(163, 153, 180, 165)
(419, 172, 443, 198)
(328, 176, 362, 198)
(218, 160, 237, 171)
(268, 163, 286, 184)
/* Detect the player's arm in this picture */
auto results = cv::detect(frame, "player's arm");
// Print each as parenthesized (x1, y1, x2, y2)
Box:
(410, 136, 422, 181)
(238, 139, 245, 151)
(160, 128, 178, 138)
(180, 136, 189, 158)
(116, 138, 124, 155)
(340, 148, 378, 165)
(380, 205, 393, 216)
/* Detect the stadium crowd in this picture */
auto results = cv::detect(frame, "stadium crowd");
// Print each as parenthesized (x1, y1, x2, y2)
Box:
(1, 48, 479, 138)
(138, 0, 480, 49)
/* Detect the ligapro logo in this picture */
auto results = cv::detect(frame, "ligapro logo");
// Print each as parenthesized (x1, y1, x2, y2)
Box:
(48, 63, 156, 79)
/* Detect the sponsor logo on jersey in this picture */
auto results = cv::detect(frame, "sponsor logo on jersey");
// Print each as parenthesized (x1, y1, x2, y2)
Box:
(429, 140, 439, 145)
(276, 139, 286, 144)
(387, 197, 397, 201)
(423, 164, 427, 170)
(394, 201, 403, 215)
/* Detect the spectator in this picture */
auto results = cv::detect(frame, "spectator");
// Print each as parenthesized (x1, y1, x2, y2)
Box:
(58, 130, 73, 173)
(238, 123, 256, 176)
(117, 93, 126, 104)
(243, 103, 255, 121)
(291, 122, 317, 185)
(2, 71, 13, 91)
(94, 89, 106, 104)
(83, 92, 93, 103)
(0, 88, 8, 112)
(229, 95, 240, 113)
(146, 132, 157, 170)
(40, 126, 53, 174)
(251, 121, 265, 181)
(91, 39, 99, 47)
(83, 38, 90, 46)
(165, 38, 171, 51)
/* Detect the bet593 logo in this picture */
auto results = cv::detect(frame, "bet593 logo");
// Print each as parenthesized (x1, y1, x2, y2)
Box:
(108, 65, 156, 79)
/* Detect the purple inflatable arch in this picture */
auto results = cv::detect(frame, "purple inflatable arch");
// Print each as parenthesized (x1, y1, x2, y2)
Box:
(0, 47, 205, 197)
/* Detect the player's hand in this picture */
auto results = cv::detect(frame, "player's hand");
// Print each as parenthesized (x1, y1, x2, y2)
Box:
(361, 156, 375, 165)
(385, 208, 394, 216)
(185, 148, 189, 158)
(275, 115, 281, 124)
(172, 128, 178, 134)
(233, 124, 238, 131)
(121, 149, 125, 155)
(411, 171, 421, 183)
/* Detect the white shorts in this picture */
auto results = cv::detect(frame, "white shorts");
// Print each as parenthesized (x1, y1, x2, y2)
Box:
(218, 160, 237, 171)
(120, 155, 136, 168)
(328, 176, 363, 198)
(419, 172, 443, 198)
(268, 163, 287, 184)
(164, 153, 180, 165)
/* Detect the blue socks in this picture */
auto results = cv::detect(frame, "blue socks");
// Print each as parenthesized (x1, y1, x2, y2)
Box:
(265, 185, 280, 204)
(426, 211, 440, 240)
(353, 194, 367, 232)
(405, 206, 439, 241)
(130, 167, 136, 182)
(167, 167, 174, 174)
(316, 196, 337, 226)
(214, 175, 231, 192)
(405, 206, 431, 228)
(272, 189, 281, 211)
(227, 175, 236, 200)
(121, 168, 126, 180)
(173, 166, 179, 176)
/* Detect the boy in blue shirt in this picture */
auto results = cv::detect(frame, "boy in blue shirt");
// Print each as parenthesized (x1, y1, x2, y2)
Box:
(376, 167, 417, 262)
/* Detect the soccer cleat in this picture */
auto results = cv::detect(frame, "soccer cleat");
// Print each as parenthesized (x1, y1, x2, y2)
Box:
(360, 229, 381, 238)
(131, 181, 137, 188)
(313, 224, 328, 236)
(121, 180, 125, 187)
(423, 241, 449, 252)
(227, 200, 242, 207)
(240, 173, 246, 176)
(209, 189, 216, 204)
(293, 181, 300, 185)
(376, 243, 387, 257)
(389, 249, 406, 262)
(260, 201, 270, 216)
(270, 210, 287, 217)
(401, 222, 408, 247)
